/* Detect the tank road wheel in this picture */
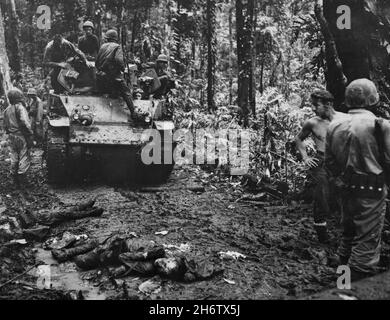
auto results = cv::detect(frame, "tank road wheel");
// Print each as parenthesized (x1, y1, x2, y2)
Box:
(46, 127, 69, 185)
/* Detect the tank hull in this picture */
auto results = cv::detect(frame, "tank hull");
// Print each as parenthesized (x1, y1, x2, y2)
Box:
(68, 143, 173, 184)
(45, 94, 175, 185)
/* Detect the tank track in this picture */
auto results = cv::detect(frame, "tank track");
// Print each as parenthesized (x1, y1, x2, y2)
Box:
(46, 127, 69, 184)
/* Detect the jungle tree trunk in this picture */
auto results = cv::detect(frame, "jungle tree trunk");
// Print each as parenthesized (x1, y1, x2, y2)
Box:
(131, 10, 139, 53)
(315, 0, 347, 109)
(7, 0, 22, 73)
(95, 7, 103, 45)
(322, 0, 390, 112)
(236, 0, 254, 126)
(27, 0, 36, 69)
(200, 38, 206, 108)
(0, 5, 12, 107)
(206, 0, 217, 111)
(63, 0, 80, 43)
(228, 6, 234, 105)
(86, 0, 102, 43)
(117, 0, 128, 62)
(86, 0, 95, 20)
(249, 0, 257, 117)
(259, 58, 264, 94)
(269, 52, 282, 87)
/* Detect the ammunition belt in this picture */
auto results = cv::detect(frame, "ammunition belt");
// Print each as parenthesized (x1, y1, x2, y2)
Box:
(344, 172, 385, 198)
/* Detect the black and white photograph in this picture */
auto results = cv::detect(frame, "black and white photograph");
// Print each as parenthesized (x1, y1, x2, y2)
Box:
(0, 0, 389, 306)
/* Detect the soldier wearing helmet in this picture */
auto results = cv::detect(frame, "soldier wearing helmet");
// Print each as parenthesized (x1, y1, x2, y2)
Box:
(295, 89, 347, 243)
(26, 88, 45, 142)
(96, 29, 135, 119)
(156, 54, 168, 71)
(3, 88, 35, 186)
(78, 21, 100, 61)
(43, 31, 91, 93)
(141, 53, 175, 98)
(325, 78, 390, 280)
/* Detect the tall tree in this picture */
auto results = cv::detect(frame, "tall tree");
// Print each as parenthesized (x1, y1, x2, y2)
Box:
(249, 0, 256, 117)
(206, 0, 216, 111)
(236, 0, 255, 126)
(7, 0, 22, 73)
(0, 4, 12, 107)
(85, 0, 103, 43)
(228, 4, 234, 105)
(62, 0, 82, 43)
(314, 0, 346, 108)
(321, 0, 390, 112)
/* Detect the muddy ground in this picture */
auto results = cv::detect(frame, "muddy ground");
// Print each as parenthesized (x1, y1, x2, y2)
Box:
(1, 136, 389, 300)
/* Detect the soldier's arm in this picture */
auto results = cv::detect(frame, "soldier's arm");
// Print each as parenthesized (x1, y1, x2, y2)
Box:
(43, 44, 61, 68)
(295, 119, 318, 167)
(68, 41, 89, 65)
(75, 47, 88, 64)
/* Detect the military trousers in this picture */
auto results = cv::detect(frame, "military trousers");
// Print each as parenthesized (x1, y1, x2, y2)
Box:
(308, 155, 330, 224)
(8, 133, 30, 176)
(96, 73, 134, 114)
(338, 190, 386, 274)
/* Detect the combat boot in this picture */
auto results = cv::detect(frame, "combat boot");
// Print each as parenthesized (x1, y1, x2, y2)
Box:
(314, 223, 330, 244)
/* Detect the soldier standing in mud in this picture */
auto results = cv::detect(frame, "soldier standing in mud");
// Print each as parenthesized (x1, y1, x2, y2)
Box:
(295, 90, 346, 243)
(325, 79, 390, 281)
(3, 89, 35, 186)
(143, 54, 175, 98)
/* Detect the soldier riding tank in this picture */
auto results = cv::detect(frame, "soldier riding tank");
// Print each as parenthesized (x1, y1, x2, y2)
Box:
(45, 61, 175, 185)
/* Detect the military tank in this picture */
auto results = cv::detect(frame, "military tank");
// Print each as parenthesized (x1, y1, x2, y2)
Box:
(45, 64, 175, 185)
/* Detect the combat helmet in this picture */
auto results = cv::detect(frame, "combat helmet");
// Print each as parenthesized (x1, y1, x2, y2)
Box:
(104, 29, 118, 42)
(27, 88, 37, 96)
(345, 78, 380, 109)
(7, 88, 25, 105)
(83, 21, 94, 30)
(156, 54, 168, 63)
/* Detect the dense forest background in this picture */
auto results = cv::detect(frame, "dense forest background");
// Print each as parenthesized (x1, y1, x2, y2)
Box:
(1, 0, 390, 190)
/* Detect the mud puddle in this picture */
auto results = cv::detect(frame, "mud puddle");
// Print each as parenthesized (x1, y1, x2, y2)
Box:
(34, 248, 108, 300)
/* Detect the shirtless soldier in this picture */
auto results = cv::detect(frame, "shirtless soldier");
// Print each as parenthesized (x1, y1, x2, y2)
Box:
(295, 90, 346, 243)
